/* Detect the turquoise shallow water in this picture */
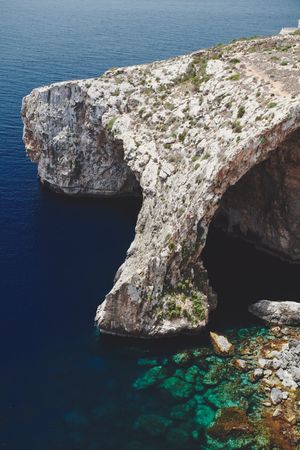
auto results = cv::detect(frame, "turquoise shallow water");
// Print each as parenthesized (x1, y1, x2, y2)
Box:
(1, 0, 300, 448)
(130, 326, 271, 450)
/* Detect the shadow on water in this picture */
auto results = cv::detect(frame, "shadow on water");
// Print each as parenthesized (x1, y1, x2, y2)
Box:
(202, 224, 300, 331)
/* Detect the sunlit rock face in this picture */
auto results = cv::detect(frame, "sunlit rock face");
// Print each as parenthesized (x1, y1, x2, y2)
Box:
(214, 128, 300, 262)
(22, 82, 140, 197)
(22, 33, 300, 337)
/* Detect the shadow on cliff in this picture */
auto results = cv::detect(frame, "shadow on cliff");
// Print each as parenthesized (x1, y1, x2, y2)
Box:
(202, 224, 300, 331)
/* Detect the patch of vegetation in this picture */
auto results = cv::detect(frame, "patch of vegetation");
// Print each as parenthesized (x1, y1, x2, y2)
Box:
(229, 58, 241, 64)
(164, 101, 175, 111)
(107, 117, 117, 131)
(202, 152, 210, 160)
(174, 56, 210, 91)
(228, 73, 241, 81)
(280, 61, 288, 66)
(178, 130, 187, 143)
(267, 102, 277, 109)
(231, 120, 242, 133)
(260, 136, 268, 145)
(276, 45, 292, 52)
(111, 88, 120, 96)
(237, 106, 245, 118)
(142, 87, 154, 95)
(231, 35, 260, 43)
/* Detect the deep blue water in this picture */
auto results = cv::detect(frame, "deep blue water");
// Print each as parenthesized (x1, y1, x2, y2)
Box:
(1, 0, 300, 448)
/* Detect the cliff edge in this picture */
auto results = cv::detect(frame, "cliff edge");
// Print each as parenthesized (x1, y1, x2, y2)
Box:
(22, 33, 300, 337)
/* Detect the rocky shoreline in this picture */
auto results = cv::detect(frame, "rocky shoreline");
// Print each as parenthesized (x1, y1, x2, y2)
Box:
(131, 325, 300, 449)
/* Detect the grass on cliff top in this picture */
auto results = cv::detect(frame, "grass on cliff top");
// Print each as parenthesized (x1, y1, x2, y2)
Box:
(107, 117, 117, 131)
(174, 55, 210, 91)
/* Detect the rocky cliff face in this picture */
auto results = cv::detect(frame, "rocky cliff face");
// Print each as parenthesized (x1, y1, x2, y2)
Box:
(22, 33, 300, 337)
(214, 128, 300, 262)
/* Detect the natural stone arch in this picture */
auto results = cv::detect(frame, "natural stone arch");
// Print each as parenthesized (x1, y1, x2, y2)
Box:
(97, 117, 300, 337)
(22, 32, 300, 338)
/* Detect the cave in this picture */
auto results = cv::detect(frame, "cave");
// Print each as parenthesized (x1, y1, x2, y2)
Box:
(202, 128, 300, 329)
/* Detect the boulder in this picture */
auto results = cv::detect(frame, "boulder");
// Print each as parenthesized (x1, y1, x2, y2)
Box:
(249, 300, 300, 325)
(210, 332, 234, 356)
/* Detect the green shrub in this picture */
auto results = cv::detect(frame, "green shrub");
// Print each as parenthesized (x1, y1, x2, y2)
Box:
(228, 73, 241, 81)
(107, 117, 117, 131)
(237, 106, 245, 118)
(232, 120, 242, 133)
(178, 130, 187, 143)
(164, 102, 175, 111)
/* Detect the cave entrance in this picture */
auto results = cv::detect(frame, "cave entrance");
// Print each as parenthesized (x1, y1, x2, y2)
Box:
(201, 128, 300, 329)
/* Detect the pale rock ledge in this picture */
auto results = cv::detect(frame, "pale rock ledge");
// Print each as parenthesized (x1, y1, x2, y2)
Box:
(22, 33, 300, 337)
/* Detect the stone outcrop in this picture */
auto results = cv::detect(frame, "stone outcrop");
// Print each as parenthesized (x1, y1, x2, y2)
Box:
(249, 300, 300, 325)
(21, 32, 300, 337)
(210, 332, 234, 356)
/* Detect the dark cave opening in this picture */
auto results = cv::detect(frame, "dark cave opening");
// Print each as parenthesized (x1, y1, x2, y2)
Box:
(202, 219, 300, 330)
(201, 130, 300, 330)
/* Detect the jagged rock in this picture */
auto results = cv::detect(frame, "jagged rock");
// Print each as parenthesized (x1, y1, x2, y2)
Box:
(249, 300, 300, 325)
(21, 33, 300, 337)
(210, 332, 234, 356)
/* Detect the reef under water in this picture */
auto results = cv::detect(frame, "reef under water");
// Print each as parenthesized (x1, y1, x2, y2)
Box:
(131, 325, 299, 450)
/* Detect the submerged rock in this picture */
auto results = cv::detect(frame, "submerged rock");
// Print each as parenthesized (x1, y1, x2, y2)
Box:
(210, 332, 234, 356)
(133, 365, 166, 390)
(160, 376, 193, 400)
(194, 404, 216, 429)
(170, 400, 196, 420)
(207, 407, 253, 439)
(249, 300, 300, 325)
(22, 32, 300, 338)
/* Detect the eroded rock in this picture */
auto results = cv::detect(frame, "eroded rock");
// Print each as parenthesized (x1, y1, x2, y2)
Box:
(21, 33, 300, 337)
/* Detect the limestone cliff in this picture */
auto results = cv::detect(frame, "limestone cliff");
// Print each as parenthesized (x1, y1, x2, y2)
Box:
(22, 33, 300, 337)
